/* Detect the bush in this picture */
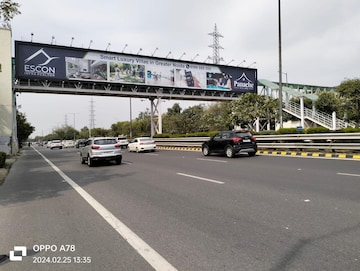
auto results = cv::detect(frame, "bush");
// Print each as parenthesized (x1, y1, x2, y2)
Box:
(277, 128, 299, 134)
(305, 127, 330, 134)
(341, 127, 360, 133)
(0, 152, 6, 168)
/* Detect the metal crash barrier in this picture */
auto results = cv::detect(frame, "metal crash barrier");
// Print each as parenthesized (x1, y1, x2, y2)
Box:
(154, 133, 360, 153)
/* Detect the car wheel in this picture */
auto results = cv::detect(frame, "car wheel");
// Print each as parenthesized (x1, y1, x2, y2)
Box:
(87, 156, 94, 167)
(202, 145, 210, 156)
(225, 146, 234, 158)
(248, 152, 256, 157)
(115, 157, 122, 165)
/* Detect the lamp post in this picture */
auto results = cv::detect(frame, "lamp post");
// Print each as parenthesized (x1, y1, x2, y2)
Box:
(191, 54, 199, 61)
(226, 59, 234, 65)
(151, 47, 158, 56)
(129, 98, 133, 138)
(67, 112, 79, 140)
(278, 0, 283, 128)
(237, 60, 246, 66)
(179, 52, 186, 60)
(122, 44, 128, 53)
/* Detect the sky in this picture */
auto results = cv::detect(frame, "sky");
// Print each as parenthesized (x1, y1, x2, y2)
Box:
(9, 0, 360, 137)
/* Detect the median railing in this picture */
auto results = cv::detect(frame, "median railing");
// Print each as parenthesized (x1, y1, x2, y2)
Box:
(155, 133, 360, 152)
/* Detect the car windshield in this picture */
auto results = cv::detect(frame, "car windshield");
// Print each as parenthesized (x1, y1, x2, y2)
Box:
(235, 132, 252, 137)
(94, 139, 117, 145)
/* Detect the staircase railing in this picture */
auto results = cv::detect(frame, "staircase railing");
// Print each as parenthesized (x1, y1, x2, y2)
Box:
(284, 101, 355, 129)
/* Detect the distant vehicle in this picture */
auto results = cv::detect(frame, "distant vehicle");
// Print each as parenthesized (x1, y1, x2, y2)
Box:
(49, 140, 63, 150)
(117, 136, 129, 149)
(128, 137, 156, 153)
(62, 140, 75, 148)
(75, 139, 86, 148)
(202, 130, 257, 158)
(80, 137, 122, 167)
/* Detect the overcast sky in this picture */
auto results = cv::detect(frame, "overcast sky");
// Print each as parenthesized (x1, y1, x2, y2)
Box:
(10, 0, 360, 137)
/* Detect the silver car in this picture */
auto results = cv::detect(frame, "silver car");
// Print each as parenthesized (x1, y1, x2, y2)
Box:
(80, 137, 122, 167)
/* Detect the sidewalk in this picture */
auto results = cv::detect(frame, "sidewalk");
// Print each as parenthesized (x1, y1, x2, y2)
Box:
(0, 155, 18, 184)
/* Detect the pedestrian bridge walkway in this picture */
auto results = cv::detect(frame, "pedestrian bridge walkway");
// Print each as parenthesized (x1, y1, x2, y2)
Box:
(257, 79, 354, 130)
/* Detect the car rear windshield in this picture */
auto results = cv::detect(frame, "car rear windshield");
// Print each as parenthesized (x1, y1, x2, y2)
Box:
(235, 132, 252, 138)
(139, 138, 153, 142)
(94, 139, 117, 145)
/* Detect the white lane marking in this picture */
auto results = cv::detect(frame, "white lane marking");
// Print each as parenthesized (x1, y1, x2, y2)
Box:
(337, 172, 360, 177)
(145, 153, 159, 156)
(33, 148, 177, 271)
(197, 158, 227, 163)
(176, 172, 225, 184)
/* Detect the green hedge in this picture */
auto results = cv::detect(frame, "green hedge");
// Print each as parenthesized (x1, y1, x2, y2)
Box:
(0, 152, 6, 168)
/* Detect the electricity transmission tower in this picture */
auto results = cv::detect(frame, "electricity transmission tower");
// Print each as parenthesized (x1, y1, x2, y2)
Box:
(208, 24, 224, 64)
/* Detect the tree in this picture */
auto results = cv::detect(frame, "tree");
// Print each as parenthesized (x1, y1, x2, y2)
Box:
(228, 93, 279, 129)
(314, 91, 340, 116)
(337, 78, 360, 124)
(16, 111, 34, 147)
(180, 105, 205, 133)
(162, 103, 183, 134)
(200, 102, 231, 131)
(0, 0, 21, 28)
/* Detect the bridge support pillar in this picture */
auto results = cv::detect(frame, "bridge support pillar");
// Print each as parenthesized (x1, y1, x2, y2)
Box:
(149, 97, 163, 137)
(0, 28, 18, 155)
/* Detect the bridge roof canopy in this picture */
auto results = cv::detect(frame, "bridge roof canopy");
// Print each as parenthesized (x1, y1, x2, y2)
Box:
(258, 79, 319, 101)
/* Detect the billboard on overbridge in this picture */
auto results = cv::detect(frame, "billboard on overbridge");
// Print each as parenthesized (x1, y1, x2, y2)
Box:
(15, 41, 257, 93)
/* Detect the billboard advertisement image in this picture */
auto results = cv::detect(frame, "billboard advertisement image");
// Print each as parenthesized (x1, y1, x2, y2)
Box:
(15, 41, 257, 93)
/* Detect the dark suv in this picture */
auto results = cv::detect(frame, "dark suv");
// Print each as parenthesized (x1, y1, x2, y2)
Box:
(202, 130, 257, 158)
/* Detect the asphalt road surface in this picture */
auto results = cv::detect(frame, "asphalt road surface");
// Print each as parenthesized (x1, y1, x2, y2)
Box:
(0, 146, 359, 271)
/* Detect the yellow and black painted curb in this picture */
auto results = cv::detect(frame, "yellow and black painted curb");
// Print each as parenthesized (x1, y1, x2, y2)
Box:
(257, 150, 360, 160)
(157, 146, 202, 151)
(156, 146, 360, 160)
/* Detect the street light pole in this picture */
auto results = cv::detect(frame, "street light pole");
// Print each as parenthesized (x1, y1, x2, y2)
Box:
(68, 112, 79, 140)
(129, 97, 133, 138)
(278, 0, 283, 129)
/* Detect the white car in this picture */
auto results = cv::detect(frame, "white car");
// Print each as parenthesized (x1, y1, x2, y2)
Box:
(49, 140, 63, 150)
(117, 136, 129, 149)
(128, 137, 156, 153)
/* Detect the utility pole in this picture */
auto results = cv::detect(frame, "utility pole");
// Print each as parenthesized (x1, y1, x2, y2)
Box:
(278, 0, 283, 128)
(89, 98, 95, 137)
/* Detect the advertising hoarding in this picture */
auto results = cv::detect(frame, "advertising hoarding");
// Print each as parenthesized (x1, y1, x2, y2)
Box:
(15, 41, 257, 93)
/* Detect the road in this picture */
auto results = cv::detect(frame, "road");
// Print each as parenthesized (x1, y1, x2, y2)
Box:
(0, 146, 359, 271)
